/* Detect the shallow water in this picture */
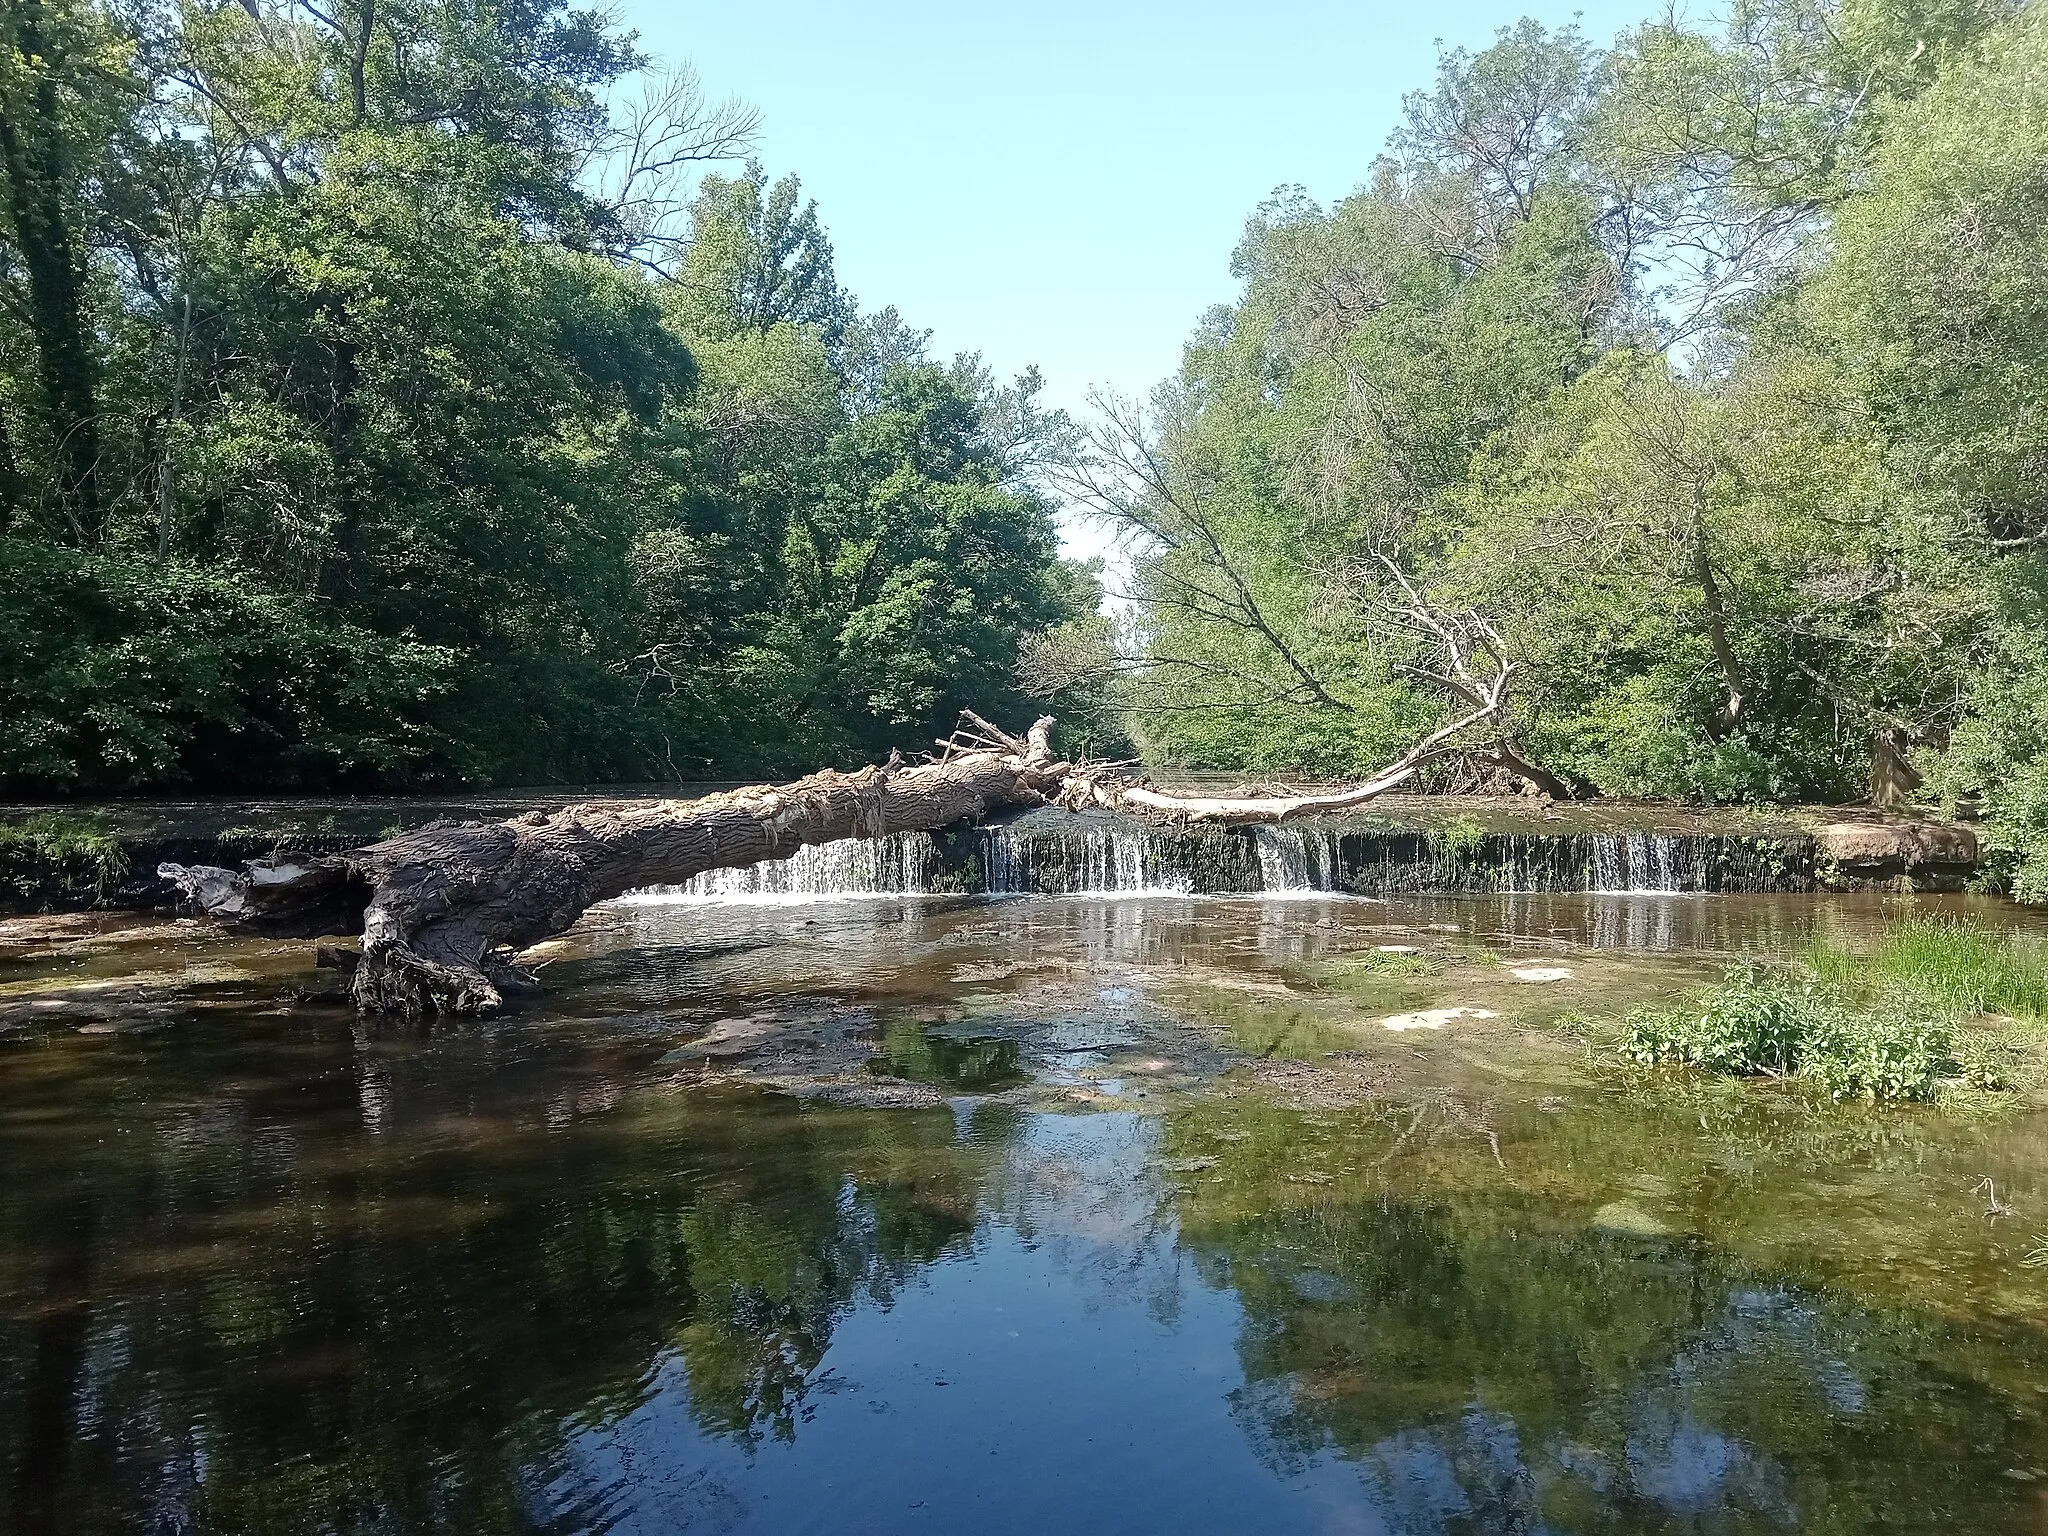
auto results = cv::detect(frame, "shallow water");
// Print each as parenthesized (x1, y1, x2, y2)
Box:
(3, 893, 2047, 1533)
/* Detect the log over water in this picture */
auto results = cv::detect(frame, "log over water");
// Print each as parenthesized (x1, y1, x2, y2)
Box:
(157, 706, 1500, 1015)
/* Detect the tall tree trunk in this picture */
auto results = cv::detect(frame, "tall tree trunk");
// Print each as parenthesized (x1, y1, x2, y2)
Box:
(1870, 728, 1922, 808)
(348, 0, 375, 124)
(317, 297, 364, 598)
(0, 1, 103, 543)
(1692, 495, 1746, 741)
(0, 404, 23, 535)
(157, 293, 193, 558)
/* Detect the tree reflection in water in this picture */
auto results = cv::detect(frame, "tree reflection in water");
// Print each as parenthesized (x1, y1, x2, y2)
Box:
(0, 1014, 1002, 1531)
(1, 1004, 2046, 1533)
(1170, 1094, 2048, 1533)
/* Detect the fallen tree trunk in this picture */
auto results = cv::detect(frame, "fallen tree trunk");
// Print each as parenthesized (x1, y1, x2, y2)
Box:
(162, 697, 1511, 1015)
(162, 717, 1072, 1015)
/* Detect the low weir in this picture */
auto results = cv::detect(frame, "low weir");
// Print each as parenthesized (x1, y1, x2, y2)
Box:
(618, 811, 1819, 902)
(625, 831, 937, 903)
(1, 798, 1968, 913)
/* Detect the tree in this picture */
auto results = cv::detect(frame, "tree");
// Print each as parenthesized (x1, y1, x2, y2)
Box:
(0, 0, 138, 541)
(0, 3, 1092, 796)
(1086, 0, 2034, 830)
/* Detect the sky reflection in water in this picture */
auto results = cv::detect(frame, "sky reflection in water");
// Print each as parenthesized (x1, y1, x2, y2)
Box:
(1, 893, 2045, 1533)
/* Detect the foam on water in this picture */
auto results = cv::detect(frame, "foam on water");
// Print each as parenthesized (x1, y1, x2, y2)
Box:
(617, 831, 938, 904)
(980, 823, 1194, 897)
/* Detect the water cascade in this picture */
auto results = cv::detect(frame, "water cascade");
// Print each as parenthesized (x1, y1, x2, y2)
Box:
(1587, 832, 1689, 893)
(980, 821, 1193, 895)
(1250, 826, 1344, 893)
(1342, 828, 1807, 895)
(622, 831, 938, 902)
(616, 817, 1810, 903)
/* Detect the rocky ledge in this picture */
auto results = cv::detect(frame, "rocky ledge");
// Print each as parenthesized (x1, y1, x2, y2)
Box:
(1814, 819, 1980, 890)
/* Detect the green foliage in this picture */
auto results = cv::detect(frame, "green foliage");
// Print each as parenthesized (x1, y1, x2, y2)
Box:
(0, 3, 1091, 794)
(16, 0, 2048, 820)
(1425, 812, 1488, 861)
(1809, 916, 2048, 1021)
(1086, 0, 2048, 846)
(1801, 2, 2048, 535)
(1625, 920, 2048, 1101)
(0, 809, 127, 901)
(1920, 569, 2048, 899)
(0, 543, 460, 789)
(1625, 962, 1957, 1101)
(1625, 963, 1838, 1078)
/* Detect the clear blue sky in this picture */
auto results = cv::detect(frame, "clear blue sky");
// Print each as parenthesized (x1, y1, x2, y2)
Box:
(617, 1, 1653, 420)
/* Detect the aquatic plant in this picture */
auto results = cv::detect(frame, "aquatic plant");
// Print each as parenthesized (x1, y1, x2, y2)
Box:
(1624, 963, 1957, 1102)
(0, 811, 129, 903)
(1801, 1014, 1958, 1103)
(1333, 949, 1442, 979)
(1425, 814, 1489, 864)
(1810, 918, 2048, 1021)
(1625, 922, 2048, 1103)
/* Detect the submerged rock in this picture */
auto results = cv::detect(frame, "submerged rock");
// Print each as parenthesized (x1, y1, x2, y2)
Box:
(1591, 1199, 1675, 1237)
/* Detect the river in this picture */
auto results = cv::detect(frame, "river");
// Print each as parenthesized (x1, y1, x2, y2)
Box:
(2, 877, 2045, 1532)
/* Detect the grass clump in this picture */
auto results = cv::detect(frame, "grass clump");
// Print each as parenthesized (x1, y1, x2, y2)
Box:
(1810, 918, 2048, 1020)
(1425, 813, 1488, 862)
(1333, 949, 1442, 979)
(0, 811, 130, 902)
(1626, 919, 2048, 1104)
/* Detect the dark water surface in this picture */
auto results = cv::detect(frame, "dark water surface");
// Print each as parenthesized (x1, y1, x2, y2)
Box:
(3, 893, 2048, 1533)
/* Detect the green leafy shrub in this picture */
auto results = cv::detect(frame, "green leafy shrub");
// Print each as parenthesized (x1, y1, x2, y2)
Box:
(1625, 963, 1957, 1102)
(1802, 1014, 1955, 1103)
(1626, 964, 1839, 1078)
(1623, 921, 2048, 1104)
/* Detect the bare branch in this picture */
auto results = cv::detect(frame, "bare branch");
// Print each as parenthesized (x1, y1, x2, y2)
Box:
(584, 64, 760, 270)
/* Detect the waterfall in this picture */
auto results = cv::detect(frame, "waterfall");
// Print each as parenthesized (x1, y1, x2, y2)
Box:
(615, 816, 1810, 904)
(980, 822, 1192, 896)
(1342, 827, 1809, 895)
(1250, 826, 1343, 893)
(1586, 832, 1695, 894)
(618, 831, 937, 903)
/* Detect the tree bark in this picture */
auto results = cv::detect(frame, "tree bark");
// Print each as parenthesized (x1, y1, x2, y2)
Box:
(1470, 745, 1578, 801)
(1692, 495, 1746, 741)
(0, 404, 22, 535)
(0, 1, 103, 542)
(316, 296, 364, 599)
(162, 702, 1514, 1016)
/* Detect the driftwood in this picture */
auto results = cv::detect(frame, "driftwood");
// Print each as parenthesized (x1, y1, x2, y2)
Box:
(164, 687, 1514, 1015)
